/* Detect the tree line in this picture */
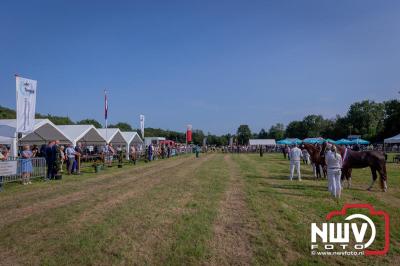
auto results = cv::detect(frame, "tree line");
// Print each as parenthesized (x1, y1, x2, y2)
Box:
(239, 99, 400, 144)
(1, 99, 399, 145)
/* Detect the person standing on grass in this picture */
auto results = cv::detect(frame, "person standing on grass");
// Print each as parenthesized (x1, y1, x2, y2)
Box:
(59, 145, 66, 173)
(130, 145, 137, 165)
(45, 141, 55, 180)
(21, 145, 33, 185)
(289, 144, 302, 181)
(75, 142, 83, 174)
(325, 146, 342, 200)
(66, 144, 77, 175)
(259, 145, 264, 157)
(148, 143, 153, 161)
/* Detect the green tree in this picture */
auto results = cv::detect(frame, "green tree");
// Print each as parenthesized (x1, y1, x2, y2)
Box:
(77, 119, 102, 128)
(109, 122, 133, 131)
(236, 125, 252, 145)
(382, 99, 400, 139)
(301, 115, 326, 137)
(36, 114, 74, 125)
(268, 123, 285, 139)
(285, 121, 306, 138)
(192, 129, 205, 145)
(346, 100, 385, 140)
(258, 129, 268, 139)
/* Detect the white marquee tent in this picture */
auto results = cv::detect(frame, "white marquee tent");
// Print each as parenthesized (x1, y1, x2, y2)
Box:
(97, 128, 126, 145)
(384, 134, 400, 144)
(249, 139, 276, 146)
(0, 119, 72, 157)
(57, 125, 106, 147)
(121, 131, 143, 159)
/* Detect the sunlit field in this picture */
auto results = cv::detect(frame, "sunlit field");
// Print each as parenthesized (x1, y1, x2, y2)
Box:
(0, 153, 398, 265)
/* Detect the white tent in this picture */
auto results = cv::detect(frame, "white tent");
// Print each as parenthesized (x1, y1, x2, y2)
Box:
(57, 125, 106, 146)
(0, 119, 72, 157)
(249, 139, 276, 146)
(384, 134, 400, 144)
(121, 131, 143, 159)
(97, 128, 126, 145)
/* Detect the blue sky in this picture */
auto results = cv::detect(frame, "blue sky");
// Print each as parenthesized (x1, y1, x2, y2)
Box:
(1, 0, 399, 134)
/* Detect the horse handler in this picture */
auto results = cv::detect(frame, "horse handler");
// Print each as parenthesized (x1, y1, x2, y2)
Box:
(325, 146, 342, 199)
(289, 144, 302, 181)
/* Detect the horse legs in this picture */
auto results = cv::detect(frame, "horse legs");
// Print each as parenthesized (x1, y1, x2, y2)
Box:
(323, 165, 327, 179)
(347, 168, 352, 189)
(312, 163, 317, 178)
(341, 168, 351, 189)
(316, 164, 321, 179)
(368, 167, 378, 191)
(377, 164, 388, 192)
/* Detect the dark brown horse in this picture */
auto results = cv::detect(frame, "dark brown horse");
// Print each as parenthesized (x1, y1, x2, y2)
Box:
(323, 142, 388, 192)
(301, 143, 327, 179)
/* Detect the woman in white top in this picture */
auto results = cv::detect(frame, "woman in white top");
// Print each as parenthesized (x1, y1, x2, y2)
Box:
(325, 146, 342, 199)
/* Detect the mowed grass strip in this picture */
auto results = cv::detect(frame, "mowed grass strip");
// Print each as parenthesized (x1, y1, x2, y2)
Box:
(0, 155, 193, 228)
(0, 154, 191, 213)
(0, 154, 232, 265)
(233, 153, 399, 266)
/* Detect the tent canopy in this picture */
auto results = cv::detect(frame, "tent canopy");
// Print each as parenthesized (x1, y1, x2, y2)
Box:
(97, 128, 125, 145)
(325, 138, 337, 144)
(121, 132, 143, 146)
(249, 139, 276, 146)
(335, 139, 352, 145)
(58, 125, 105, 146)
(277, 138, 302, 145)
(384, 134, 400, 144)
(351, 138, 370, 145)
(0, 119, 71, 145)
(303, 137, 324, 144)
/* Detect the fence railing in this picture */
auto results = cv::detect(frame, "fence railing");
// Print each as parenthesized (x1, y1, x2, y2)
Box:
(0, 157, 47, 184)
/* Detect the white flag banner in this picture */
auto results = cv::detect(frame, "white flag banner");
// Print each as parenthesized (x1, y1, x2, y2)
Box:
(140, 114, 145, 138)
(16, 76, 37, 134)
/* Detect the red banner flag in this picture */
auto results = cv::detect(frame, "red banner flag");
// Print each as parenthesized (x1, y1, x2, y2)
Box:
(186, 124, 192, 143)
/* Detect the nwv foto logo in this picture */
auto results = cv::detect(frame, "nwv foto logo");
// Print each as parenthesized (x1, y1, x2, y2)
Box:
(310, 204, 390, 256)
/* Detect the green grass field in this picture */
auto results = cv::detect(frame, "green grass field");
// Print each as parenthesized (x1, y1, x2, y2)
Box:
(0, 153, 398, 265)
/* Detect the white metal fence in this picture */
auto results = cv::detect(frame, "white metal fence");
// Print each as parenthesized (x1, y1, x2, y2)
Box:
(0, 157, 46, 184)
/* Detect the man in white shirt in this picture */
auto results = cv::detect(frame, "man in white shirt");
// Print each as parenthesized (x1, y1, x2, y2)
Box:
(289, 144, 302, 181)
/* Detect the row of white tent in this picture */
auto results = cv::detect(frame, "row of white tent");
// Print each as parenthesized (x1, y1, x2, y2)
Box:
(0, 119, 143, 159)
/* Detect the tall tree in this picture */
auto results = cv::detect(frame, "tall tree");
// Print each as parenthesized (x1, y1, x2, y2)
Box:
(346, 100, 385, 140)
(236, 125, 252, 145)
(286, 121, 306, 139)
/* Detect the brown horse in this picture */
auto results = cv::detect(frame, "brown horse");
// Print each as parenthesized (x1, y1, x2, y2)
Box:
(301, 143, 327, 179)
(325, 143, 388, 192)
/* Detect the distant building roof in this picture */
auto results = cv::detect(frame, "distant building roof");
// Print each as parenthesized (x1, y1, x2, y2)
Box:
(249, 139, 276, 146)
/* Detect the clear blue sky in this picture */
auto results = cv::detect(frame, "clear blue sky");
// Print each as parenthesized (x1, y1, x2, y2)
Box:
(1, 0, 399, 134)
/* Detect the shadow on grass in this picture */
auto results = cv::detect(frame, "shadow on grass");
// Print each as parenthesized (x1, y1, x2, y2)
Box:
(271, 184, 328, 191)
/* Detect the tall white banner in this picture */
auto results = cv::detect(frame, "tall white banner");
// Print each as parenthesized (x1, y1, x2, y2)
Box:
(140, 114, 145, 138)
(16, 76, 37, 134)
